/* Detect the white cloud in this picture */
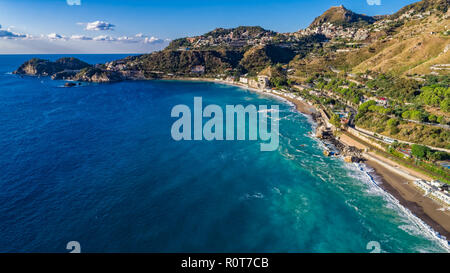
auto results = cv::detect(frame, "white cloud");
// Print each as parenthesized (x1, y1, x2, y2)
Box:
(132, 33, 165, 44)
(89, 33, 166, 44)
(79, 21, 115, 31)
(93, 35, 116, 41)
(0, 29, 26, 39)
(144, 36, 164, 44)
(367, 0, 381, 6)
(117, 36, 138, 43)
(47, 33, 65, 40)
(0, 25, 170, 53)
(0, 25, 27, 39)
(0, 37, 170, 54)
(67, 0, 81, 6)
(70, 34, 92, 40)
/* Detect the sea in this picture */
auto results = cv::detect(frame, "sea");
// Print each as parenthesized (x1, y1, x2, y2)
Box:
(0, 54, 448, 253)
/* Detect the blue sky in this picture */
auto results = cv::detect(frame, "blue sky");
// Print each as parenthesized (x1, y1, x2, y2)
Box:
(0, 0, 418, 53)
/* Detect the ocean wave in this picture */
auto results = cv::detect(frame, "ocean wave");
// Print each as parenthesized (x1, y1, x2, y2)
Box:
(272, 187, 282, 195)
(348, 162, 450, 252)
(241, 192, 265, 200)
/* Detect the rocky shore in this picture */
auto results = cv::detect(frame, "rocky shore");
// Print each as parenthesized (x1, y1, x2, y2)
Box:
(229, 81, 450, 243)
(13, 57, 128, 83)
(289, 96, 450, 243)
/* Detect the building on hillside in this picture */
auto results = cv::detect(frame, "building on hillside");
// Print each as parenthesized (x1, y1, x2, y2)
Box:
(369, 97, 389, 106)
(438, 161, 450, 170)
(239, 77, 248, 84)
(191, 65, 205, 74)
(186, 37, 197, 43)
(383, 137, 395, 144)
(225, 76, 235, 83)
(398, 149, 412, 159)
(257, 75, 270, 88)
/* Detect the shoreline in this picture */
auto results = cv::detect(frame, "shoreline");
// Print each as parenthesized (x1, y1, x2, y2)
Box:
(365, 156, 450, 240)
(174, 77, 450, 245)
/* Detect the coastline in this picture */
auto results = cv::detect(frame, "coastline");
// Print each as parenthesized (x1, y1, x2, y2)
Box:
(175, 77, 450, 245)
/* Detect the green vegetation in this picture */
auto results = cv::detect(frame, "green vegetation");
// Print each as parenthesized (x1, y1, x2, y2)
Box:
(366, 74, 421, 102)
(330, 114, 342, 127)
(411, 144, 430, 159)
(417, 85, 450, 112)
(239, 45, 295, 75)
(268, 65, 290, 88)
(356, 111, 450, 148)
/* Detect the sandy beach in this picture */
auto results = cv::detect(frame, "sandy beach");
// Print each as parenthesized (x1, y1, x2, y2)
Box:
(365, 157, 450, 238)
(338, 133, 450, 239)
(261, 88, 450, 240)
(252, 82, 450, 240)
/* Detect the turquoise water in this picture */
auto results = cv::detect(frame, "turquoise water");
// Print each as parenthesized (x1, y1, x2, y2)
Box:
(0, 55, 448, 253)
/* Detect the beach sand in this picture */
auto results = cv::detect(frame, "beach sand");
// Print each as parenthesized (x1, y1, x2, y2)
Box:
(365, 157, 450, 239)
(276, 94, 317, 115)
(277, 92, 450, 240)
(338, 133, 450, 238)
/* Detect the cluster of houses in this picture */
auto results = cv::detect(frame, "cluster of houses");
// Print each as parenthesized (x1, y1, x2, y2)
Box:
(297, 22, 370, 41)
(229, 75, 270, 90)
(180, 30, 274, 50)
(361, 96, 389, 106)
(191, 65, 205, 74)
(414, 179, 450, 206)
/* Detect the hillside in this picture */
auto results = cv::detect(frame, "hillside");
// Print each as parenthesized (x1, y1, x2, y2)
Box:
(309, 5, 376, 28)
(352, 4, 450, 75)
(15, 0, 449, 80)
(289, 0, 450, 77)
(165, 26, 277, 51)
(392, 0, 449, 18)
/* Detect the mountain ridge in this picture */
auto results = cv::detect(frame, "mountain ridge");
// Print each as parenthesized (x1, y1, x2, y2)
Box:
(13, 0, 450, 81)
(309, 5, 376, 28)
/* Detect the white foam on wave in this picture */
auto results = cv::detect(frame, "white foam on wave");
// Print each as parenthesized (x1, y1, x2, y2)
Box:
(241, 192, 265, 200)
(346, 162, 450, 252)
(247, 89, 449, 251)
(258, 108, 279, 113)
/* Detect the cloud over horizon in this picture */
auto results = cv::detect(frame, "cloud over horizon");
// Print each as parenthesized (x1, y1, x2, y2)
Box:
(0, 25, 170, 53)
(47, 33, 65, 40)
(0, 24, 27, 39)
(0, 29, 26, 39)
(0, 18, 168, 53)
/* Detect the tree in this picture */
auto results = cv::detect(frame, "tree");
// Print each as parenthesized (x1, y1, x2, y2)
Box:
(428, 151, 449, 162)
(387, 118, 399, 127)
(437, 116, 447, 125)
(441, 98, 449, 113)
(428, 114, 437, 123)
(358, 100, 376, 114)
(411, 144, 431, 159)
(330, 114, 341, 127)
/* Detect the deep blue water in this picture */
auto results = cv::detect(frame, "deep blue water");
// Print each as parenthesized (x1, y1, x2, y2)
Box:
(0, 55, 448, 253)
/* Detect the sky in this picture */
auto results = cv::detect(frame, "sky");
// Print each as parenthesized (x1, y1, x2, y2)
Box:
(0, 0, 419, 54)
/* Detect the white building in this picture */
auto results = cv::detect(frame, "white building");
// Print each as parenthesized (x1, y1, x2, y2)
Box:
(239, 77, 248, 84)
